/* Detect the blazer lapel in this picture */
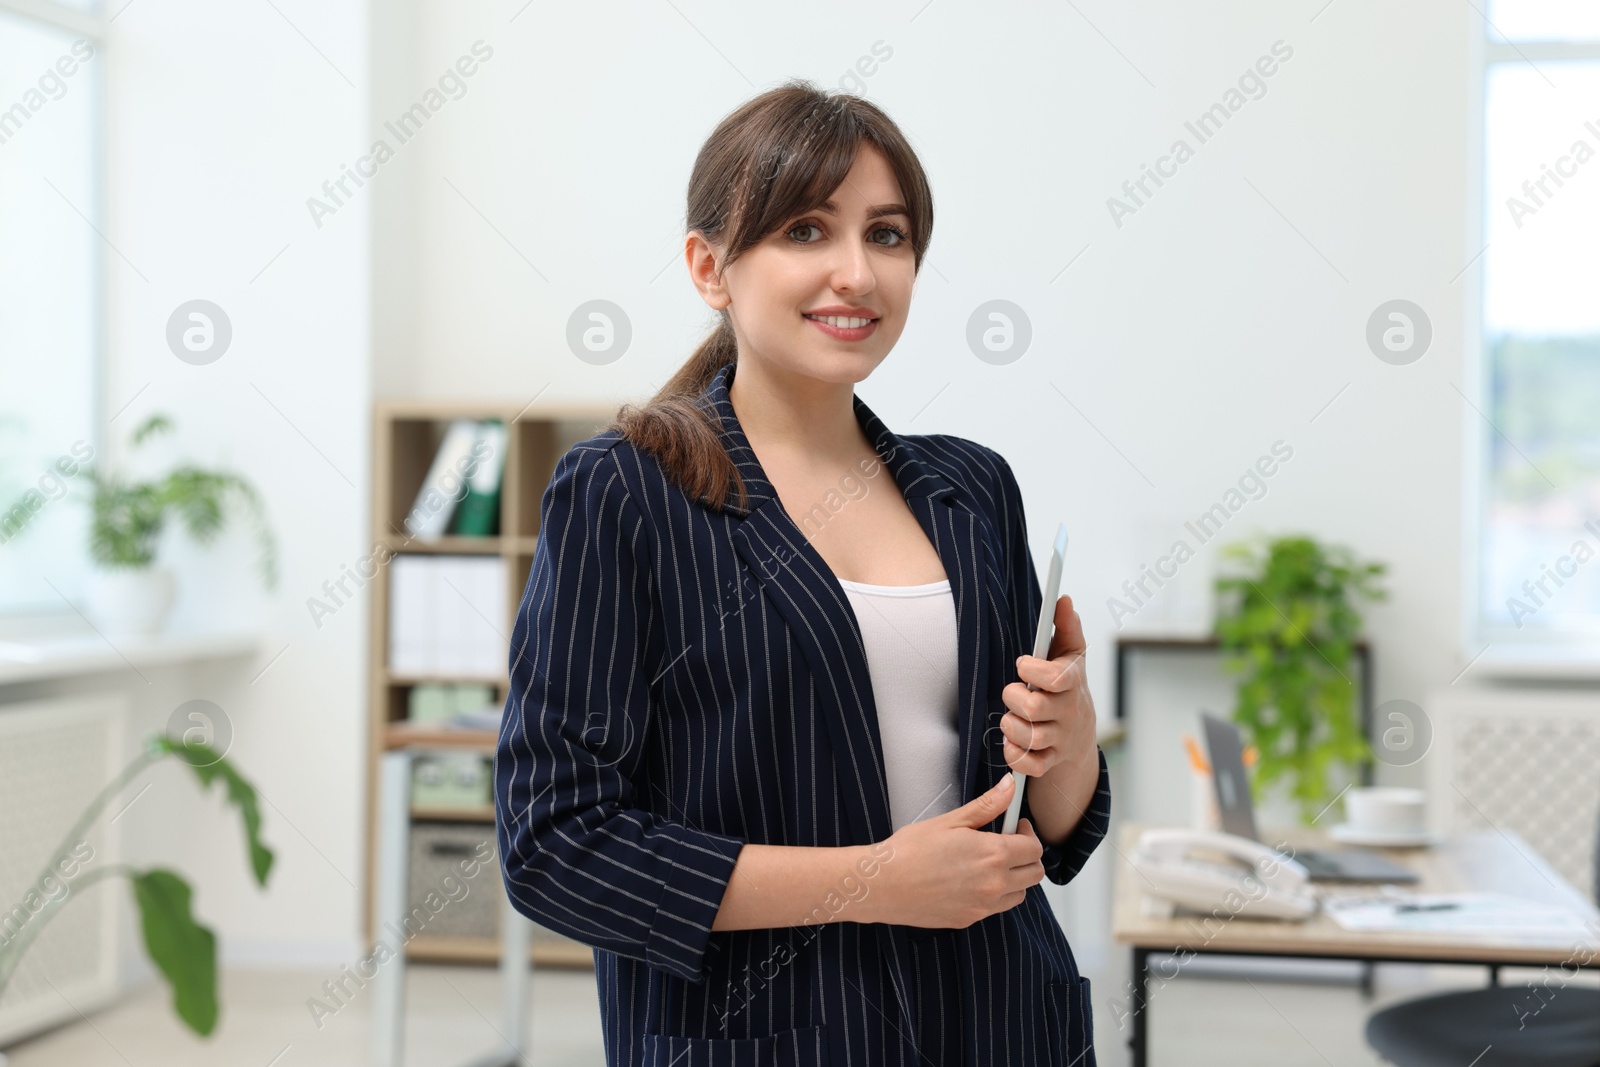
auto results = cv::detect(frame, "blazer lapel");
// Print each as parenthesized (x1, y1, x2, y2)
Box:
(701, 362, 1008, 847)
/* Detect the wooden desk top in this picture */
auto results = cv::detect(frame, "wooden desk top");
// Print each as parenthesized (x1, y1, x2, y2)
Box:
(1110, 822, 1600, 967)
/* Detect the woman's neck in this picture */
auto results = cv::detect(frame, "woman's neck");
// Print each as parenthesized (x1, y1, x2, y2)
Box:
(727, 358, 870, 471)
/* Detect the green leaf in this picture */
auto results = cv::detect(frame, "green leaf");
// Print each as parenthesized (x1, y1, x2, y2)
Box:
(130, 869, 217, 1036)
(130, 414, 174, 448)
(1212, 532, 1388, 822)
(152, 737, 274, 886)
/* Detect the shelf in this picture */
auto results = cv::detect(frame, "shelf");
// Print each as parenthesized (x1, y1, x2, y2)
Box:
(411, 805, 495, 822)
(386, 723, 499, 750)
(385, 672, 508, 687)
(406, 933, 594, 968)
(379, 535, 506, 554)
(366, 398, 614, 962)
(374, 398, 620, 421)
(376, 536, 538, 554)
(1114, 634, 1373, 653)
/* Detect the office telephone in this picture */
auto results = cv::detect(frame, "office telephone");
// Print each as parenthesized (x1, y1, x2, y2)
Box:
(1129, 827, 1318, 921)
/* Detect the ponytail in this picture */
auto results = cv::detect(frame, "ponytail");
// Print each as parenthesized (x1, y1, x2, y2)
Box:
(607, 315, 746, 512)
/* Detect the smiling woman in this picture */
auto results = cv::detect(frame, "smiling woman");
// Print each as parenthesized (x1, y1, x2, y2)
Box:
(493, 78, 1111, 1067)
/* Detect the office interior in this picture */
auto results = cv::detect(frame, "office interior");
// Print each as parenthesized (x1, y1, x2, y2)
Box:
(1, 0, 1598, 1064)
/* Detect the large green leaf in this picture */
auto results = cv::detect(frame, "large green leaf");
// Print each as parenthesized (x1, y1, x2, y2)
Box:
(151, 737, 274, 886)
(131, 869, 217, 1036)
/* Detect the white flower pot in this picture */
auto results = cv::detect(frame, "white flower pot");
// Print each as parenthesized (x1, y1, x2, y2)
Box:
(86, 566, 176, 636)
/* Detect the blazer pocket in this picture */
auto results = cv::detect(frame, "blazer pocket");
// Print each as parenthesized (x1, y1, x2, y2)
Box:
(640, 1022, 829, 1067)
(1047, 976, 1097, 1066)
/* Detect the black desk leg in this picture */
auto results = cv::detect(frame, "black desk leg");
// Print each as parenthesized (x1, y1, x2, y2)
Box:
(1359, 961, 1375, 999)
(1129, 946, 1150, 1067)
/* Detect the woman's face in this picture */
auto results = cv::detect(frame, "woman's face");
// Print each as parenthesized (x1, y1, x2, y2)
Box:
(691, 142, 917, 387)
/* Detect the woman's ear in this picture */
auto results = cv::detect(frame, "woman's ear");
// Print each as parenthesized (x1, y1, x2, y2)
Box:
(684, 230, 731, 311)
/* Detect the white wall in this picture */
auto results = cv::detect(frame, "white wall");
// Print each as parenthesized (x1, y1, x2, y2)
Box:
(102, 0, 371, 969)
(366, 0, 1484, 968)
(375, 0, 1481, 733)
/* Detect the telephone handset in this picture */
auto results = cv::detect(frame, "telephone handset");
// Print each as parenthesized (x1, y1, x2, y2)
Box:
(1129, 827, 1318, 921)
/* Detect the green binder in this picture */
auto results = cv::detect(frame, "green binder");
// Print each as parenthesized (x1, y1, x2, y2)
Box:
(450, 420, 505, 537)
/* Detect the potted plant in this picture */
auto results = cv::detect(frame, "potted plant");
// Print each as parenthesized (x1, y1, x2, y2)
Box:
(1212, 534, 1388, 824)
(81, 415, 277, 634)
(0, 735, 274, 1060)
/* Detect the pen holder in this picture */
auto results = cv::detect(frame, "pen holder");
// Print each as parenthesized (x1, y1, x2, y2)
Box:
(1182, 733, 1255, 832)
(1191, 766, 1222, 831)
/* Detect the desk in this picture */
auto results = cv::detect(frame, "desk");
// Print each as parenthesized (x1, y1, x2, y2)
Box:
(1111, 822, 1600, 1067)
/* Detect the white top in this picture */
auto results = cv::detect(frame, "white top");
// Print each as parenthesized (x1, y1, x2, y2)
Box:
(836, 577, 962, 833)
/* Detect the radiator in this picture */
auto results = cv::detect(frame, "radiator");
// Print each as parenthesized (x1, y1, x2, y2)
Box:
(0, 693, 126, 1046)
(1426, 684, 1600, 902)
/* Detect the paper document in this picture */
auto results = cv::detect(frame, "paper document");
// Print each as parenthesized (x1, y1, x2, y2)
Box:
(1323, 891, 1600, 944)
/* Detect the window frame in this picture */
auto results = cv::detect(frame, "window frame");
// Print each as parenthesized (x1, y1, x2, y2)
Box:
(0, 0, 108, 617)
(1463, 13, 1600, 677)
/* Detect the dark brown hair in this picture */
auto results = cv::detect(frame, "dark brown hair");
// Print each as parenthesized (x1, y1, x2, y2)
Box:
(606, 78, 934, 512)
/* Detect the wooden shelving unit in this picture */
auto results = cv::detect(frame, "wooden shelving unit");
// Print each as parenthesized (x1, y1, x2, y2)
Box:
(367, 397, 616, 967)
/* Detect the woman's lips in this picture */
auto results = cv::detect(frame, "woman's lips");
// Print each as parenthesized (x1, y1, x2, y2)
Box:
(803, 314, 879, 341)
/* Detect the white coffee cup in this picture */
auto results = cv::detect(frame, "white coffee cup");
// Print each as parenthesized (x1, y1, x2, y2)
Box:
(1344, 787, 1426, 835)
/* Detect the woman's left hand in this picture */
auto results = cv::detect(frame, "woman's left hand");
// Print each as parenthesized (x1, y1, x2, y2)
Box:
(1000, 593, 1098, 777)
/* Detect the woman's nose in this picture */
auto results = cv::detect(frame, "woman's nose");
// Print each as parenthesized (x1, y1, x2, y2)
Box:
(827, 240, 875, 293)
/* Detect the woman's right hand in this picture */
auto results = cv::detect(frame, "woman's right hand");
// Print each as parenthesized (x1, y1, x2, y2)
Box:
(866, 774, 1046, 929)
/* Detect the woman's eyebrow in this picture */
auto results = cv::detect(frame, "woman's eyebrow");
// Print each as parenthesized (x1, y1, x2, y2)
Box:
(816, 198, 910, 220)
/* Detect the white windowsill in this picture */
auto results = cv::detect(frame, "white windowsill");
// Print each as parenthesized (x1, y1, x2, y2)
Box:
(1464, 640, 1600, 682)
(0, 614, 261, 686)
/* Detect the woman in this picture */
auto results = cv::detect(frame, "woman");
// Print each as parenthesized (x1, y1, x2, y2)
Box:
(494, 80, 1111, 1067)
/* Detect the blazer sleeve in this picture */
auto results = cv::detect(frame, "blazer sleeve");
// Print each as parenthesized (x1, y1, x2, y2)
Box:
(991, 450, 1112, 886)
(493, 442, 746, 984)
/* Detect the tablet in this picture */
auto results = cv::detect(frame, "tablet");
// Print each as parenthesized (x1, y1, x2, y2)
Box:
(1002, 521, 1068, 835)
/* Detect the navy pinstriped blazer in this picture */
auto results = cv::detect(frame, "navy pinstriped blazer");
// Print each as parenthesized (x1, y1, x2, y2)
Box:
(494, 361, 1111, 1067)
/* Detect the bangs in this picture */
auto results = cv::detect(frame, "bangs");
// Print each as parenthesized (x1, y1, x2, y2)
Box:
(687, 80, 933, 276)
(728, 103, 882, 248)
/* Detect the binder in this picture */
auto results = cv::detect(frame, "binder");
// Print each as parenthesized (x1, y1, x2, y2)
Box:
(405, 419, 480, 541)
(388, 555, 437, 674)
(451, 420, 505, 537)
(389, 555, 506, 677)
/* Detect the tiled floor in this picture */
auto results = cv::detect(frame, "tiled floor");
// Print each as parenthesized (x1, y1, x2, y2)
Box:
(2, 959, 1593, 1065)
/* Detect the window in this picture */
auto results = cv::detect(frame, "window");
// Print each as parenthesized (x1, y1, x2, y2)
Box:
(1471, 1, 1600, 662)
(0, 1, 103, 615)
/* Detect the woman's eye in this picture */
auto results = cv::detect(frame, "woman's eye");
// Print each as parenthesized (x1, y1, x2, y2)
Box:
(787, 222, 822, 243)
(874, 225, 909, 247)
